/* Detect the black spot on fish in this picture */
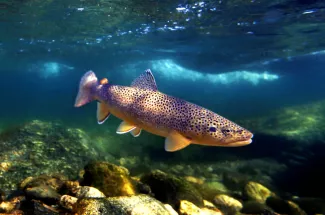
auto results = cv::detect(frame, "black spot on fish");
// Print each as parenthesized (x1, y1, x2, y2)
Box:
(222, 128, 231, 135)
(209, 127, 217, 132)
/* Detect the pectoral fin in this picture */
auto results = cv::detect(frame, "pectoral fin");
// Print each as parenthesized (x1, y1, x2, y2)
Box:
(165, 131, 191, 152)
(130, 128, 142, 137)
(116, 121, 136, 134)
(97, 102, 110, 124)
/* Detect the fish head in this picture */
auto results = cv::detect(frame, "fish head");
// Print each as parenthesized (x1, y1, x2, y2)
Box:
(198, 117, 253, 147)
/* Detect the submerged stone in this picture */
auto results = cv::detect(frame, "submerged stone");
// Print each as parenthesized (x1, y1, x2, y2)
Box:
(76, 186, 106, 198)
(20, 174, 67, 205)
(179, 200, 222, 215)
(244, 181, 274, 203)
(213, 194, 242, 214)
(75, 194, 172, 215)
(140, 170, 204, 208)
(266, 196, 307, 215)
(81, 161, 137, 197)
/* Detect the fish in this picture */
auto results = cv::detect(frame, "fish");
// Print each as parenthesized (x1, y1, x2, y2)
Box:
(74, 69, 253, 152)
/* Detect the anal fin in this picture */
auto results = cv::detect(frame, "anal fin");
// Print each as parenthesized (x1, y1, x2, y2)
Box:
(97, 102, 110, 124)
(165, 131, 191, 152)
(116, 121, 136, 134)
(130, 127, 142, 137)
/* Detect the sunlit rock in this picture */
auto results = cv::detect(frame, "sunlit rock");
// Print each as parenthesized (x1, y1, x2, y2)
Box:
(213, 194, 243, 214)
(75, 186, 106, 198)
(60, 195, 78, 211)
(75, 194, 172, 215)
(179, 200, 222, 215)
(244, 181, 274, 203)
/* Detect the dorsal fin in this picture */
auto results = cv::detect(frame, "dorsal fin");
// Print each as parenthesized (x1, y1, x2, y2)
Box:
(130, 69, 158, 91)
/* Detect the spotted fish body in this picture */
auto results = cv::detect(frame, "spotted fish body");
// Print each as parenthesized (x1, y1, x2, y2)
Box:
(75, 69, 253, 152)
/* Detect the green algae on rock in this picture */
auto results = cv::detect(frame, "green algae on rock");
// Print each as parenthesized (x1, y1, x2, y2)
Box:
(0, 120, 100, 196)
(140, 170, 204, 208)
(81, 161, 138, 197)
(244, 181, 275, 203)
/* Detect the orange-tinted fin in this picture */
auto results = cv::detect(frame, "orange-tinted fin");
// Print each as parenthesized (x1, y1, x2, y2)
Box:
(130, 127, 142, 137)
(165, 131, 191, 152)
(100, 78, 108, 85)
(97, 102, 110, 124)
(116, 121, 136, 134)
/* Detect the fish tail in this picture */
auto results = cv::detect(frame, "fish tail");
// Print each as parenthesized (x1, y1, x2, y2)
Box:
(74, 71, 98, 107)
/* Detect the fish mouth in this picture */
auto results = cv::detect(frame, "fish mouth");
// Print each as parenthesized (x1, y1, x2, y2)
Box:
(226, 134, 253, 147)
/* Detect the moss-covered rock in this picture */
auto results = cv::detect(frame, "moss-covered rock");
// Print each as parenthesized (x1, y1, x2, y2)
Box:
(74, 194, 172, 215)
(140, 170, 204, 208)
(244, 181, 275, 203)
(81, 161, 137, 197)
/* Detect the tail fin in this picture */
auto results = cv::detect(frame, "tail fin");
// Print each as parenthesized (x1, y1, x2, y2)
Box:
(74, 71, 98, 107)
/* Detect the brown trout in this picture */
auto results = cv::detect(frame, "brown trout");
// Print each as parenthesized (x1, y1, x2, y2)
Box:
(74, 69, 253, 152)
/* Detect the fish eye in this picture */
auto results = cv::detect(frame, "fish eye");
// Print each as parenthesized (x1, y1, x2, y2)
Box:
(209, 127, 217, 132)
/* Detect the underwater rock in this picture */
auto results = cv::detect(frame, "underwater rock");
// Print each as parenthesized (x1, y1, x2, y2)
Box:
(179, 200, 201, 215)
(266, 196, 307, 215)
(0, 120, 100, 196)
(287, 201, 307, 215)
(185, 176, 205, 185)
(25, 185, 61, 204)
(213, 194, 242, 214)
(0, 201, 16, 213)
(140, 170, 204, 208)
(33, 199, 60, 215)
(60, 195, 78, 211)
(164, 204, 179, 215)
(194, 181, 229, 201)
(179, 200, 222, 215)
(244, 181, 274, 203)
(241, 201, 274, 214)
(75, 194, 172, 215)
(0, 196, 25, 214)
(81, 161, 137, 197)
(203, 200, 216, 208)
(63, 180, 80, 195)
(76, 186, 106, 198)
(20, 174, 67, 204)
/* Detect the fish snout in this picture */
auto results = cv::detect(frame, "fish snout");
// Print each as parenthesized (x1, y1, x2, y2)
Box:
(226, 130, 253, 147)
